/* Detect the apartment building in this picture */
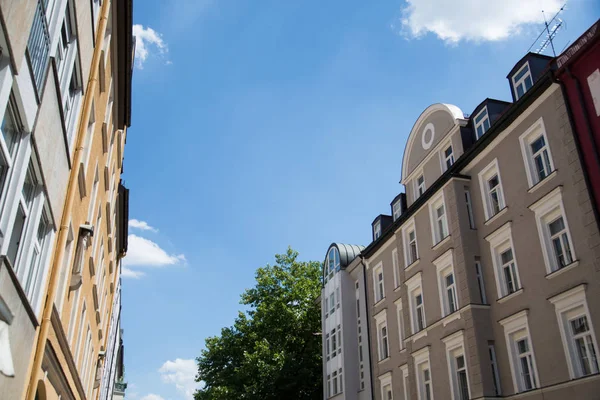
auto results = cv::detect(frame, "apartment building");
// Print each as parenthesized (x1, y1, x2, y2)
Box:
(322, 24, 600, 400)
(0, 0, 133, 399)
(321, 243, 372, 400)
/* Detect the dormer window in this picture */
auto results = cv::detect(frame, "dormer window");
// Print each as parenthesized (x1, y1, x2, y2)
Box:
(512, 63, 533, 100)
(474, 107, 491, 139)
(443, 145, 454, 171)
(374, 221, 382, 240)
(415, 175, 425, 200)
(393, 200, 402, 221)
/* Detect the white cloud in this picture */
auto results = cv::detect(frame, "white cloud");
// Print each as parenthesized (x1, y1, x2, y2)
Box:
(129, 219, 158, 233)
(124, 234, 186, 267)
(121, 267, 146, 279)
(399, 0, 563, 43)
(159, 358, 199, 399)
(140, 394, 165, 400)
(133, 24, 169, 68)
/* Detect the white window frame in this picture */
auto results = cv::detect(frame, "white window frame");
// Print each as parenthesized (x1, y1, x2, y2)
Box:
(499, 310, 539, 393)
(529, 187, 576, 274)
(392, 248, 400, 288)
(512, 62, 534, 100)
(402, 218, 419, 267)
(428, 192, 449, 245)
(401, 364, 409, 400)
(478, 159, 506, 221)
(395, 298, 405, 350)
(549, 285, 600, 379)
(486, 222, 522, 299)
(413, 346, 433, 400)
(434, 250, 458, 317)
(393, 199, 402, 221)
(374, 220, 382, 240)
(475, 261, 487, 304)
(374, 309, 389, 361)
(474, 107, 491, 139)
(443, 331, 470, 400)
(406, 272, 426, 334)
(414, 172, 425, 201)
(379, 372, 393, 400)
(440, 142, 454, 172)
(464, 188, 475, 229)
(373, 262, 385, 303)
(519, 118, 555, 187)
(488, 343, 502, 396)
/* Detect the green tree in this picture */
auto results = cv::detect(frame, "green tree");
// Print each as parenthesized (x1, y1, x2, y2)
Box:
(195, 248, 323, 400)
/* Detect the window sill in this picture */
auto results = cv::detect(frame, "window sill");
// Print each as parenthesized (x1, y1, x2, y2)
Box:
(546, 260, 579, 280)
(405, 259, 420, 273)
(497, 288, 523, 304)
(431, 235, 451, 251)
(484, 207, 508, 226)
(378, 357, 390, 365)
(400, 348, 406, 354)
(527, 170, 558, 194)
(394, 285, 402, 293)
(411, 329, 428, 342)
(441, 311, 461, 327)
(373, 298, 386, 308)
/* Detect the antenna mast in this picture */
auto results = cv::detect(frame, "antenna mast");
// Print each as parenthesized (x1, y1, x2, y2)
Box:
(528, 4, 566, 56)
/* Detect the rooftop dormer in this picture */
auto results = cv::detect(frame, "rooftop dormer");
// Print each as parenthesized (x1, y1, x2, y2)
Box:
(371, 215, 393, 242)
(322, 243, 365, 283)
(507, 53, 553, 102)
(470, 99, 512, 141)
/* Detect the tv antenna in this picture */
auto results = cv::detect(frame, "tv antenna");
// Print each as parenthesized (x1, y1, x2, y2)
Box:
(528, 4, 566, 56)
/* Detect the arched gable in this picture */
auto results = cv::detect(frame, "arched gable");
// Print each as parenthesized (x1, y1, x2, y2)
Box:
(401, 104, 465, 184)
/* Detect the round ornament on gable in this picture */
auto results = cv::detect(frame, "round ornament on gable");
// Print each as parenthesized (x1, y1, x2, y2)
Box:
(421, 123, 435, 150)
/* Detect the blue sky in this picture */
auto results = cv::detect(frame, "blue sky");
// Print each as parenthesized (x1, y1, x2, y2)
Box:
(120, 1, 600, 399)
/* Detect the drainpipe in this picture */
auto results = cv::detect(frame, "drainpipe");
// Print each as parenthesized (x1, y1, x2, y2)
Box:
(23, 1, 112, 398)
(557, 68, 600, 234)
(361, 256, 376, 400)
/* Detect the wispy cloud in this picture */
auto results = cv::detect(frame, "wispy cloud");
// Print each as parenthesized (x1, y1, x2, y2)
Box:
(121, 267, 146, 279)
(140, 394, 165, 400)
(124, 234, 186, 267)
(129, 219, 159, 233)
(133, 24, 169, 68)
(398, 0, 563, 44)
(159, 358, 199, 399)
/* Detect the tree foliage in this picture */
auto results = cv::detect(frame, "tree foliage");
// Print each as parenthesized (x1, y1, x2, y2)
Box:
(195, 248, 322, 400)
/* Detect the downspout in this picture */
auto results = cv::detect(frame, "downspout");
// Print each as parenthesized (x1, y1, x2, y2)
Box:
(24, 1, 112, 399)
(558, 67, 600, 234)
(361, 256, 376, 400)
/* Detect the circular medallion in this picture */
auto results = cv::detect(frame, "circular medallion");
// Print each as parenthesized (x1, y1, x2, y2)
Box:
(421, 123, 435, 150)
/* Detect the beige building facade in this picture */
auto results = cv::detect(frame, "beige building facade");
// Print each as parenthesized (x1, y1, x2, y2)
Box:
(323, 50, 600, 400)
(0, 0, 132, 399)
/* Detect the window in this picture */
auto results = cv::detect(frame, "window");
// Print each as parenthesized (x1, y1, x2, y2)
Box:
(488, 343, 501, 396)
(396, 298, 404, 350)
(393, 199, 402, 221)
(486, 223, 521, 299)
(82, 103, 96, 173)
(374, 263, 385, 302)
(380, 373, 393, 400)
(443, 331, 470, 400)
(434, 250, 458, 317)
(499, 310, 539, 393)
(429, 193, 449, 245)
(326, 333, 330, 361)
(331, 328, 337, 357)
(55, 224, 74, 315)
(337, 368, 344, 394)
(475, 261, 487, 304)
(0, 98, 22, 209)
(414, 347, 433, 400)
(327, 374, 331, 397)
(512, 62, 534, 100)
(401, 365, 409, 400)
(329, 293, 335, 316)
(374, 221, 382, 240)
(392, 248, 400, 288)
(529, 187, 576, 274)
(375, 310, 389, 361)
(407, 273, 425, 334)
(27, 0, 52, 96)
(324, 297, 328, 318)
(325, 247, 340, 280)
(442, 144, 454, 171)
(478, 159, 505, 221)
(402, 219, 419, 267)
(519, 118, 554, 187)
(474, 107, 491, 139)
(464, 189, 475, 229)
(415, 175, 426, 199)
(550, 285, 600, 379)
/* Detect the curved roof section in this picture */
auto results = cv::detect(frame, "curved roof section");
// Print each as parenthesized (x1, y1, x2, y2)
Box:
(326, 243, 365, 268)
(401, 103, 465, 184)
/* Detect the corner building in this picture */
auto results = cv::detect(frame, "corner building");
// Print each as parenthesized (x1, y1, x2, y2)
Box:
(322, 38, 600, 400)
